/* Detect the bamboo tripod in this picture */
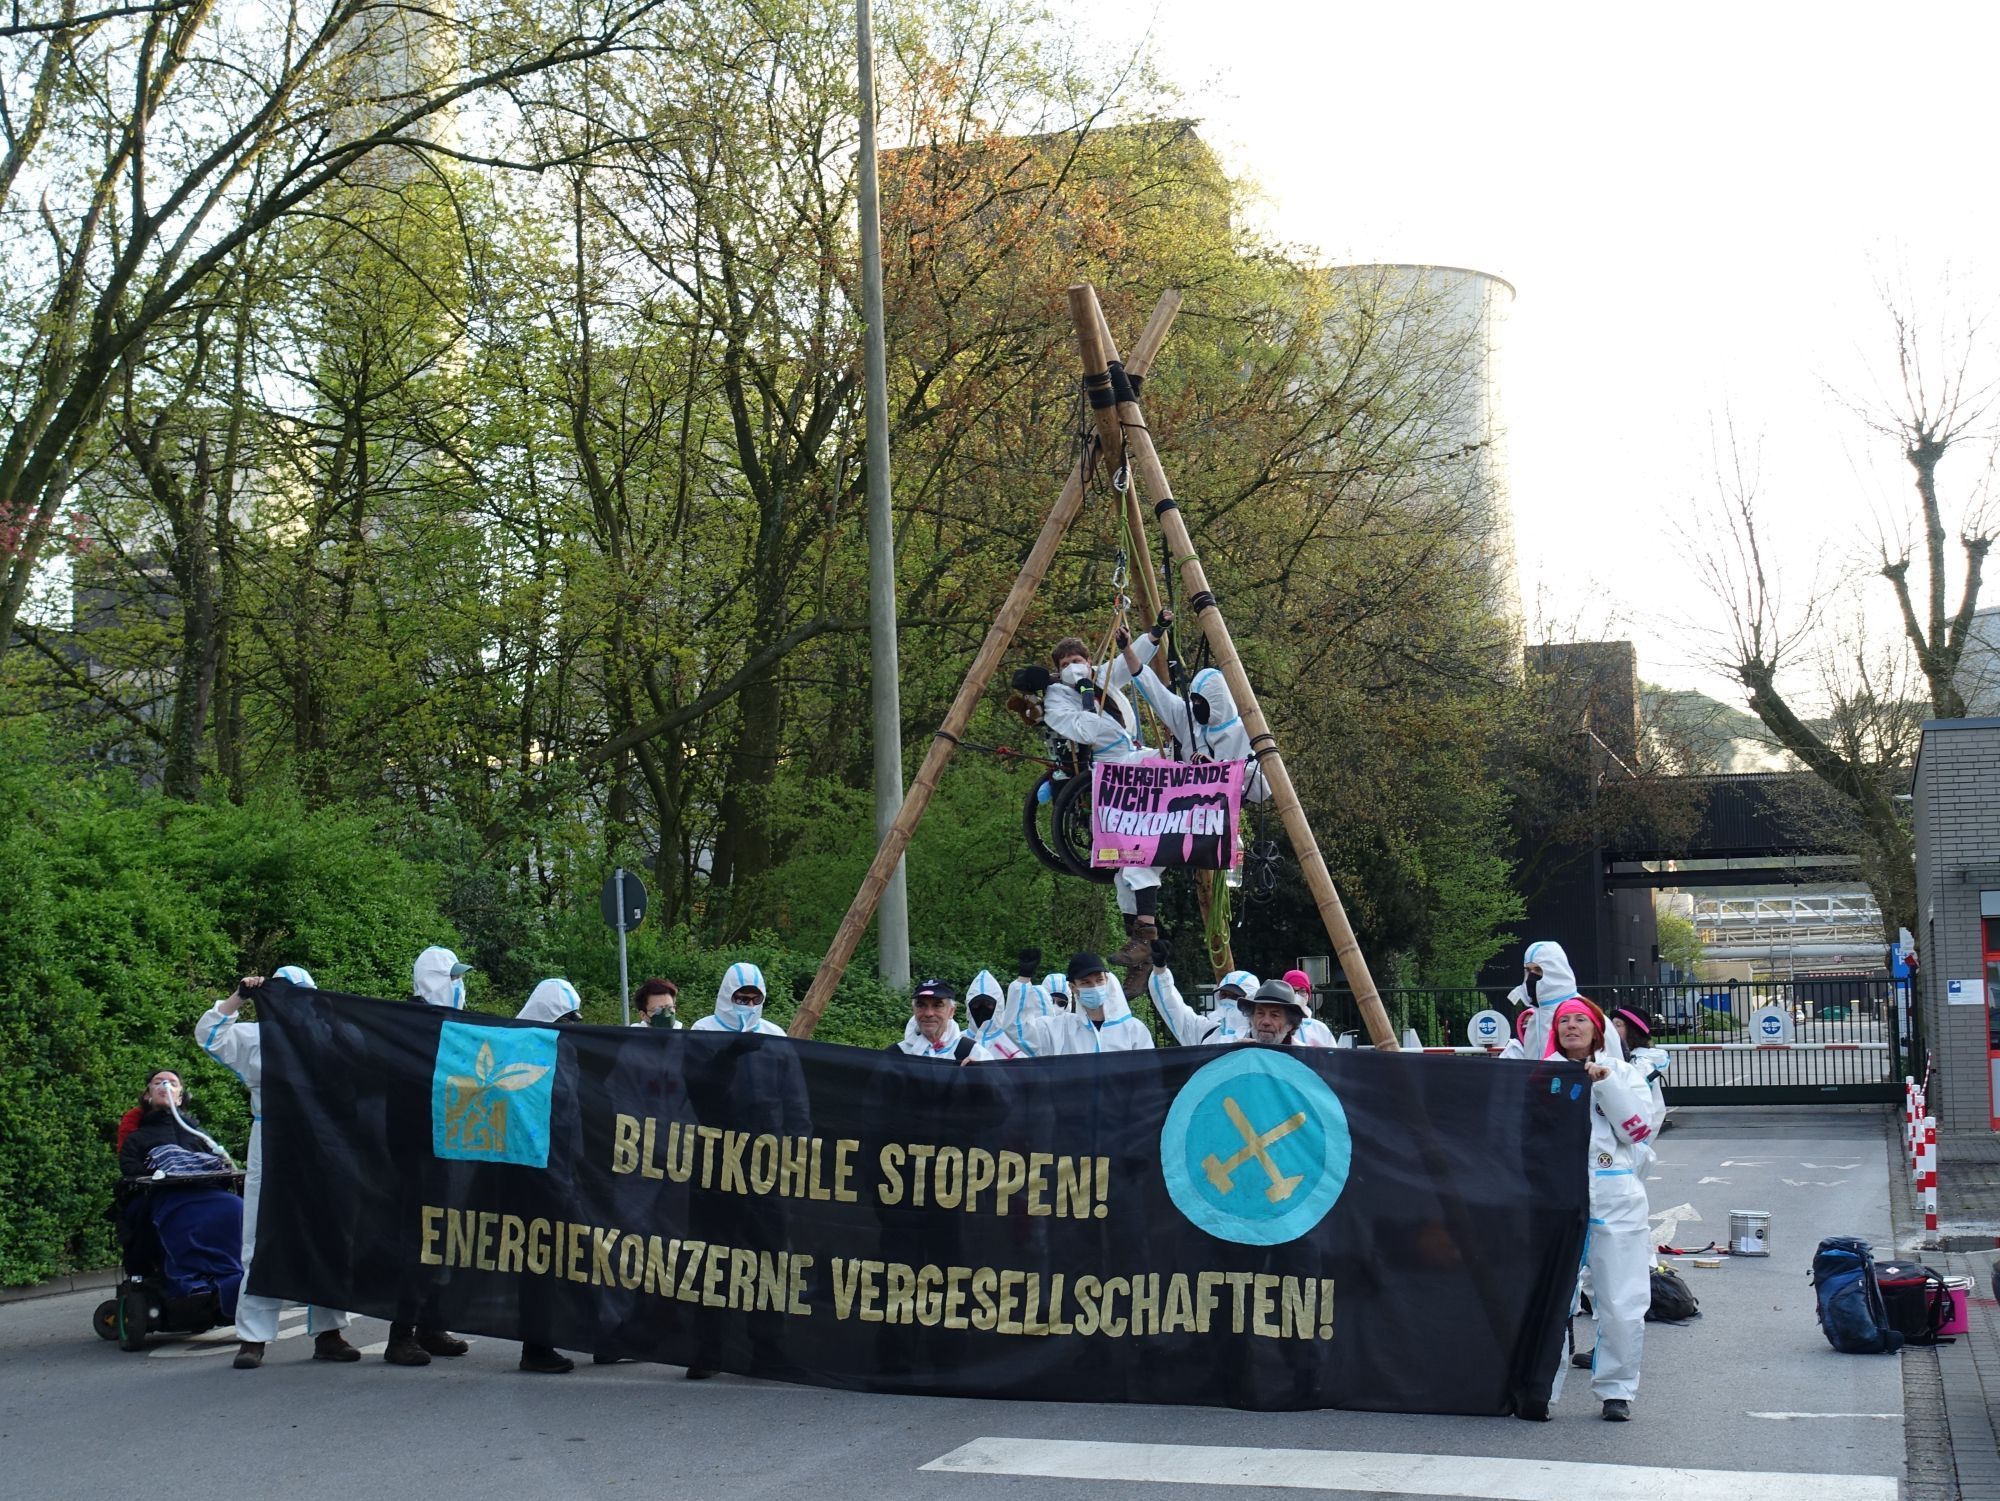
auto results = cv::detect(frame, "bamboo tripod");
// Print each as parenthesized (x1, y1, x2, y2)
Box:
(790, 287, 1392, 1048)
(789, 292, 1182, 1038)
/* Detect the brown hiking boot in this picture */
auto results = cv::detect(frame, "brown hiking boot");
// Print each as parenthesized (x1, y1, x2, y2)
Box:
(416, 1328, 468, 1357)
(232, 1340, 265, 1369)
(313, 1330, 361, 1362)
(383, 1329, 431, 1366)
(1109, 919, 1157, 970)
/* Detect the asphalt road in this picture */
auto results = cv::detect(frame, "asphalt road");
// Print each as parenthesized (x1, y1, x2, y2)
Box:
(0, 1107, 1906, 1500)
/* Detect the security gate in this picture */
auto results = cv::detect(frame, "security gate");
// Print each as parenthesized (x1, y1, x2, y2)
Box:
(1321, 980, 1910, 1106)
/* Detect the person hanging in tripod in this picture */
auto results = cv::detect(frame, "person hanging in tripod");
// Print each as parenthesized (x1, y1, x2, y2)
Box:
(1016, 609, 1173, 987)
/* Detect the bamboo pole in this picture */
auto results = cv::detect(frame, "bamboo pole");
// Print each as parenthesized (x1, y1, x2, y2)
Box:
(1067, 283, 1397, 1050)
(789, 290, 1184, 1039)
(1093, 306, 1236, 981)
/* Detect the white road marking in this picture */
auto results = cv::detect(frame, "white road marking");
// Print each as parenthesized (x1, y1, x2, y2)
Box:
(921, 1438, 1899, 1501)
(1800, 1163, 1860, 1170)
(1747, 1412, 1902, 1421)
(1781, 1179, 1848, 1188)
(1697, 1176, 1732, 1185)
(149, 1310, 309, 1358)
(1720, 1159, 1773, 1167)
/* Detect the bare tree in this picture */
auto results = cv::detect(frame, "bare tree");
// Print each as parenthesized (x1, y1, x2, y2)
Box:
(1689, 286, 1998, 937)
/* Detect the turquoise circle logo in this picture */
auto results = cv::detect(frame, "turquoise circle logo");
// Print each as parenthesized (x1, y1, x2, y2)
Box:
(1160, 1048, 1352, 1245)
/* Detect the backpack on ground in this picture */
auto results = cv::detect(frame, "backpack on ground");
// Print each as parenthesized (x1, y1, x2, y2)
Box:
(1874, 1259, 1953, 1345)
(1811, 1236, 1903, 1354)
(1647, 1264, 1700, 1323)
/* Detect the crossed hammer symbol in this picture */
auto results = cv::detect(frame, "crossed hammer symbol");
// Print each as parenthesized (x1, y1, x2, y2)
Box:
(1201, 1095, 1306, 1203)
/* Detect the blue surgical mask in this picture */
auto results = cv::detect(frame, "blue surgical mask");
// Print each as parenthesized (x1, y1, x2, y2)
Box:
(1079, 983, 1112, 1012)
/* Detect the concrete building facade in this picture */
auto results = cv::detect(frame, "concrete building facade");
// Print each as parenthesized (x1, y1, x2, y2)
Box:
(1913, 717, 2000, 1135)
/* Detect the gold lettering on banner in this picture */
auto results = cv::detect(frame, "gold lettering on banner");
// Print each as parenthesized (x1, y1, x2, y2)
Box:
(419, 1205, 443, 1265)
(497, 1215, 526, 1274)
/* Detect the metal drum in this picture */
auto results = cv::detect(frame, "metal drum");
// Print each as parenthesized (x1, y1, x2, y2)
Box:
(1728, 1209, 1771, 1257)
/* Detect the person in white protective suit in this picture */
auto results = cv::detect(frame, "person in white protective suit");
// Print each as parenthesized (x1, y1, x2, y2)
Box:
(518, 977, 583, 1027)
(196, 968, 361, 1371)
(411, 944, 473, 1010)
(1042, 952, 1155, 1054)
(1281, 969, 1337, 1048)
(1136, 663, 1272, 804)
(892, 977, 993, 1062)
(1545, 997, 1660, 1423)
(1148, 954, 1259, 1046)
(374, 944, 477, 1366)
(1610, 1008, 1670, 1121)
(1028, 615, 1173, 979)
(692, 962, 788, 1035)
(967, 966, 1039, 1060)
(512, 980, 584, 1372)
(1497, 940, 1623, 1063)
(1041, 972, 1072, 1010)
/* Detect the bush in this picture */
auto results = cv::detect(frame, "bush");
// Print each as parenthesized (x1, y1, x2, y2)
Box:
(0, 730, 456, 1285)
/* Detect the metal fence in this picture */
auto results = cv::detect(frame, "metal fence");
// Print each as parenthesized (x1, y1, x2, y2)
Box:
(1308, 979, 1910, 1106)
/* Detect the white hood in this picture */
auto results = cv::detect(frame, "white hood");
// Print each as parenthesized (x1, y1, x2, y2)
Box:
(413, 946, 468, 1009)
(1052, 972, 1152, 1053)
(518, 978, 581, 1025)
(710, 961, 770, 1031)
(274, 964, 315, 989)
(1508, 942, 1623, 1063)
(965, 970, 1008, 1044)
(1212, 968, 1259, 1042)
(1040, 973, 1071, 1009)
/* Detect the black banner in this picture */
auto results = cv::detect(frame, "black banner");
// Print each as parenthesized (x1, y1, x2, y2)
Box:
(252, 981, 1589, 1413)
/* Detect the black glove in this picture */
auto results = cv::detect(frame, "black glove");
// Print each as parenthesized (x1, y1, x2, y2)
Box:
(1114, 625, 1131, 649)
(1011, 664, 1052, 693)
(1149, 939, 1171, 969)
(1150, 609, 1173, 641)
(1017, 948, 1042, 978)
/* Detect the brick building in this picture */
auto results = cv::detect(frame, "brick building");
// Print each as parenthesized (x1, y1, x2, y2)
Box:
(1913, 717, 2000, 1135)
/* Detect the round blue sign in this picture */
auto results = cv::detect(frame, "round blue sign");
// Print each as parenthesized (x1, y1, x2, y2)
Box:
(1760, 1014, 1782, 1036)
(1159, 1048, 1353, 1246)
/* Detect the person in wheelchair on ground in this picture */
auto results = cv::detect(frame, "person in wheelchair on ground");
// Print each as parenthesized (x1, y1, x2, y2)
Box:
(104, 1067, 248, 1351)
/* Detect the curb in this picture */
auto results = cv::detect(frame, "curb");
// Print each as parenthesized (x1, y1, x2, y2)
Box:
(0, 1267, 121, 1305)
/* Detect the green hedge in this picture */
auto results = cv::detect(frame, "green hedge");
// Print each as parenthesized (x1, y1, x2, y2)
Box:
(0, 732, 1066, 1284)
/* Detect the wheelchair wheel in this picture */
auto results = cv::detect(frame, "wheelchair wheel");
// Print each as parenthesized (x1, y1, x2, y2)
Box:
(93, 1299, 119, 1341)
(116, 1285, 151, 1351)
(1051, 771, 1115, 884)
(1023, 773, 1075, 877)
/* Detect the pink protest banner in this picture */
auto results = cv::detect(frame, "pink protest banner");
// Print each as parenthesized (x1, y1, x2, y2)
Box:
(1089, 758, 1244, 870)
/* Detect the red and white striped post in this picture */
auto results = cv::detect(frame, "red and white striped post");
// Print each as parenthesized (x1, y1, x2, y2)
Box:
(1923, 1115, 1938, 1233)
(1905, 1077, 1918, 1167)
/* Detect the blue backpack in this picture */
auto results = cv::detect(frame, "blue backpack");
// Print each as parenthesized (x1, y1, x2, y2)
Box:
(1812, 1237, 1903, 1354)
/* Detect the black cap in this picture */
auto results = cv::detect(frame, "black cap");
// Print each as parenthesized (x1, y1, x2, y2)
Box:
(1066, 951, 1108, 983)
(913, 978, 956, 1002)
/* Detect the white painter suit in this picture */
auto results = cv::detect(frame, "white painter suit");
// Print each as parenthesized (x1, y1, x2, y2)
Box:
(692, 962, 788, 1036)
(1552, 1050, 1662, 1406)
(412, 946, 469, 1010)
(1040, 973, 1072, 1011)
(974, 972, 1044, 1060)
(1040, 634, 1162, 917)
(195, 965, 351, 1344)
(517, 979, 581, 1025)
(1137, 665, 1272, 803)
(1497, 942, 1624, 1064)
(1043, 974, 1155, 1055)
(1149, 967, 1259, 1047)
(1628, 1043, 1671, 1117)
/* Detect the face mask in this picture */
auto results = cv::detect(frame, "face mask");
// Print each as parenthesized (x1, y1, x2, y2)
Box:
(1078, 983, 1112, 1012)
(969, 1000, 996, 1026)
(1522, 974, 1539, 1004)
(648, 1009, 676, 1028)
(1059, 662, 1090, 686)
(450, 979, 466, 1010)
(1192, 694, 1211, 725)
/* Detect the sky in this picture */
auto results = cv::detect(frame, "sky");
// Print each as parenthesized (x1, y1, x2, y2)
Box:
(1077, 0, 2000, 704)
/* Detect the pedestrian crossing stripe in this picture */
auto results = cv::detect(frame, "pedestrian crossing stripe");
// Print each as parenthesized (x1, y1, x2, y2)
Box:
(920, 1437, 1899, 1501)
